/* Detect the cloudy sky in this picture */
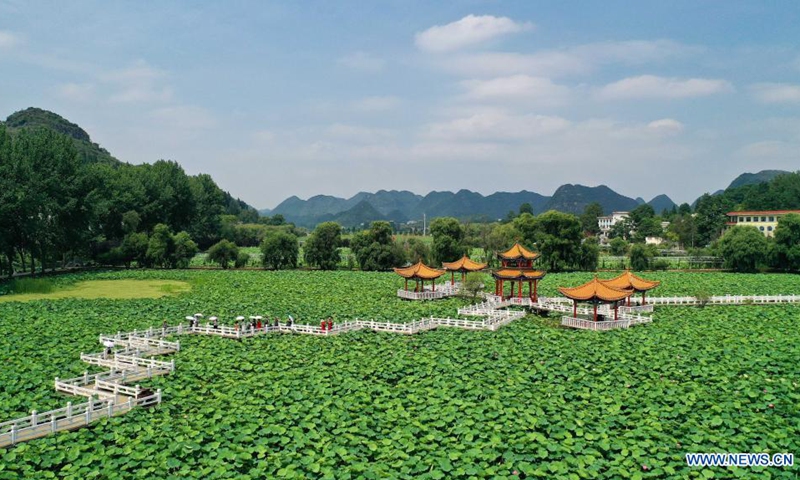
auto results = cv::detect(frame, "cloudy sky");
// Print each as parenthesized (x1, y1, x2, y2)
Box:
(1, 1, 798, 209)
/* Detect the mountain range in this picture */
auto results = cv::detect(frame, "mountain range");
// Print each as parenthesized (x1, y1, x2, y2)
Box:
(268, 169, 790, 228)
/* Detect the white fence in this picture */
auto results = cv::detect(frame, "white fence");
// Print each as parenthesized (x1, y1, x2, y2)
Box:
(561, 316, 631, 330)
(0, 391, 161, 447)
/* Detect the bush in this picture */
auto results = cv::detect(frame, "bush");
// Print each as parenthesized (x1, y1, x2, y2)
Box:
(235, 251, 250, 268)
(207, 239, 239, 269)
(10, 278, 55, 294)
(651, 259, 670, 271)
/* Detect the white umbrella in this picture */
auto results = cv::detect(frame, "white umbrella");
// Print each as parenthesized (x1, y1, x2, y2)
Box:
(236, 316, 245, 321)
(185, 316, 194, 321)
(194, 313, 204, 318)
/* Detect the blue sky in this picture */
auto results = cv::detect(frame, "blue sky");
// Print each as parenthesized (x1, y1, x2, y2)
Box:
(1, 1, 798, 209)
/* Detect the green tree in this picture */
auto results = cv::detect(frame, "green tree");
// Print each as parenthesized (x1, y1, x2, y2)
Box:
(668, 215, 697, 249)
(350, 221, 405, 271)
(577, 237, 599, 271)
(146, 223, 175, 268)
(304, 222, 342, 270)
(172, 231, 198, 268)
(609, 237, 629, 256)
(207, 239, 239, 269)
(121, 232, 149, 267)
(629, 243, 653, 271)
(188, 173, 225, 249)
(773, 213, 800, 271)
(532, 211, 583, 272)
(235, 251, 251, 268)
(633, 217, 664, 243)
(461, 272, 485, 299)
(717, 226, 768, 272)
(430, 217, 465, 263)
(260, 231, 299, 269)
(404, 237, 431, 264)
(518, 203, 534, 215)
(694, 194, 727, 246)
(580, 202, 604, 236)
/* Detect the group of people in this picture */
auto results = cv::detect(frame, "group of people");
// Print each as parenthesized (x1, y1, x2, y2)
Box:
(234, 315, 294, 332)
(319, 317, 334, 331)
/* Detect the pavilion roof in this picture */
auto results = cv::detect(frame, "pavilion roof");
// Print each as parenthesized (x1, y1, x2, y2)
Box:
(393, 261, 445, 280)
(558, 277, 632, 302)
(602, 271, 661, 292)
(442, 255, 487, 272)
(498, 243, 539, 261)
(492, 269, 546, 280)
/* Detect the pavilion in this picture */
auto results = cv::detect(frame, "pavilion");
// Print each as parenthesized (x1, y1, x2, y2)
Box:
(601, 270, 660, 306)
(558, 277, 633, 321)
(491, 243, 546, 301)
(394, 261, 445, 294)
(442, 255, 487, 285)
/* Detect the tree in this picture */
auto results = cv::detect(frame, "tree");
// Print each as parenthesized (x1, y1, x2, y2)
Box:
(235, 251, 250, 268)
(532, 211, 583, 272)
(404, 237, 431, 264)
(121, 232, 149, 267)
(260, 231, 299, 269)
(350, 221, 405, 271)
(146, 224, 175, 268)
(430, 217, 465, 263)
(577, 237, 599, 271)
(172, 231, 198, 268)
(462, 272, 485, 299)
(304, 222, 342, 270)
(668, 215, 697, 249)
(694, 194, 728, 246)
(609, 237, 628, 256)
(580, 202, 604, 236)
(207, 239, 239, 269)
(717, 226, 768, 272)
(629, 243, 653, 271)
(632, 217, 664, 243)
(519, 203, 534, 215)
(773, 213, 800, 271)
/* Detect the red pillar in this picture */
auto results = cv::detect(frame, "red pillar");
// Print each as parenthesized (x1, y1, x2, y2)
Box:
(451, 272, 455, 285)
(614, 303, 618, 320)
(533, 280, 538, 302)
(593, 302, 598, 322)
(518, 280, 522, 298)
(573, 300, 577, 317)
(642, 291, 646, 305)
(404, 278, 408, 291)
(432, 278, 435, 292)
(510, 281, 514, 300)
(627, 295, 631, 307)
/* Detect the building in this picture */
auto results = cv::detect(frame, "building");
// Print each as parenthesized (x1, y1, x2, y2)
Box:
(598, 211, 629, 240)
(726, 210, 800, 237)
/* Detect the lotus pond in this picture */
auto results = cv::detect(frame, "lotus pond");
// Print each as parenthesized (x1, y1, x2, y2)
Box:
(0, 270, 798, 479)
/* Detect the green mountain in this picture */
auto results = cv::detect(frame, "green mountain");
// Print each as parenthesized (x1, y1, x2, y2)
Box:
(543, 184, 639, 215)
(4, 107, 120, 165)
(647, 194, 677, 213)
(727, 170, 790, 189)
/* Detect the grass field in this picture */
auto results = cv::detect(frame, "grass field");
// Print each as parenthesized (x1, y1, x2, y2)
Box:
(0, 279, 191, 303)
(0, 270, 798, 479)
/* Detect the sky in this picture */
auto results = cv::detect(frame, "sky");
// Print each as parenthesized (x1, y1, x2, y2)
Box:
(1, 1, 798, 210)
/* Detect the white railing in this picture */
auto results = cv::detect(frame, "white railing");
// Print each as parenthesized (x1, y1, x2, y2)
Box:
(396, 289, 451, 300)
(100, 336, 180, 353)
(0, 391, 161, 447)
(80, 353, 174, 372)
(561, 316, 631, 330)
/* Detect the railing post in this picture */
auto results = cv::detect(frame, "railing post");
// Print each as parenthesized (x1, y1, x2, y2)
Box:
(10, 424, 16, 445)
(107, 400, 114, 417)
(51, 415, 57, 433)
(66, 401, 72, 418)
(156, 388, 162, 404)
(176, 340, 180, 352)
(31, 410, 38, 426)
(170, 359, 175, 372)
(85, 400, 92, 424)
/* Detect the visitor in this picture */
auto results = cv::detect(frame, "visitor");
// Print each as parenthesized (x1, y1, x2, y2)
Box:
(320, 319, 326, 332)
(162, 320, 167, 334)
(327, 317, 333, 331)
(256, 318, 262, 330)
(211, 317, 218, 329)
(273, 317, 279, 328)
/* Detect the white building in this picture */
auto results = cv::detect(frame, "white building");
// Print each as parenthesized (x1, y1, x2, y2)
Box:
(598, 211, 629, 239)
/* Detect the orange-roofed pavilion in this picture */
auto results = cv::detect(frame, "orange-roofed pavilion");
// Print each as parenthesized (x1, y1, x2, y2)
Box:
(394, 261, 445, 293)
(559, 277, 633, 321)
(492, 243, 545, 301)
(442, 255, 487, 285)
(601, 270, 661, 305)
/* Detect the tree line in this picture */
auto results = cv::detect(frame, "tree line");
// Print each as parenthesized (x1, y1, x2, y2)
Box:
(0, 125, 261, 277)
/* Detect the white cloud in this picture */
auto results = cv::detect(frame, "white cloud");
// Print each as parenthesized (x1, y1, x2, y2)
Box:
(435, 40, 696, 78)
(150, 106, 217, 129)
(0, 30, 21, 49)
(460, 75, 570, 106)
(353, 96, 401, 112)
(750, 83, 800, 104)
(326, 123, 396, 143)
(415, 14, 532, 53)
(54, 83, 95, 102)
(102, 60, 173, 103)
(338, 52, 386, 73)
(647, 118, 685, 134)
(598, 75, 733, 100)
(424, 111, 571, 141)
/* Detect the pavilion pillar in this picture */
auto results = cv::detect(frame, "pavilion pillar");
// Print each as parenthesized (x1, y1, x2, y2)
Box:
(533, 280, 539, 302)
(462, 272, 466, 283)
(432, 278, 435, 292)
(593, 302, 598, 322)
(404, 279, 408, 291)
(642, 291, 646, 305)
(627, 295, 631, 307)
(573, 300, 577, 318)
(518, 280, 522, 298)
(451, 272, 455, 285)
(614, 302, 618, 320)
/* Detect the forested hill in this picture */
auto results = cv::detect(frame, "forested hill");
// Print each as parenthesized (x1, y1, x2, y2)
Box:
(0, 107, 258, 276)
